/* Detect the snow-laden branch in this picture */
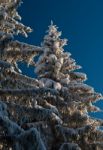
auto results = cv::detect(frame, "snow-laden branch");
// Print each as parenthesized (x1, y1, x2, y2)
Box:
(3, 41, 42, 65)
(0, 87, 59, 96)
(3, 101, 62, 124)
(0, 115, 46, 150)
(3, 69, 41, 87)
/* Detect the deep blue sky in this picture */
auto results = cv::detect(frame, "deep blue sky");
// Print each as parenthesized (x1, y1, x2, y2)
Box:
(18, 0, 103, 118)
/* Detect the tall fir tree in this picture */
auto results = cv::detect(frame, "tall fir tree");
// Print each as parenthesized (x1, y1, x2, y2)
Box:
(0, 1, 103, 150)
(34, 22, 103, 150)
(0, 0, 45, 149)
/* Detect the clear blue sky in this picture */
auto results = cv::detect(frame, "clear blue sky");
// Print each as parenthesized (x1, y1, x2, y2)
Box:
(18, 0, 103, 119)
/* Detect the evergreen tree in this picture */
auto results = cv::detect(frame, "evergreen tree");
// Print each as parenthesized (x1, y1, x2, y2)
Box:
(34, 22, 103, 150)
(0, 1, 103, 150)
(0, 0, 45, 149)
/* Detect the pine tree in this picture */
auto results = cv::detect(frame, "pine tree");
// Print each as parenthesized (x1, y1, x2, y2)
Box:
(0, 1, 103, 150)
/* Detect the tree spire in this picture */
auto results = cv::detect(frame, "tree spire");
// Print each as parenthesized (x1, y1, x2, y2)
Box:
(44, 22, 68, 51)
(35, 23, 81, 86)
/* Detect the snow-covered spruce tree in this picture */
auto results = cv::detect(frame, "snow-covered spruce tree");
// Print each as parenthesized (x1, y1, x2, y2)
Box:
(34, 22, 103, 150)
(0, 0, 48, 149)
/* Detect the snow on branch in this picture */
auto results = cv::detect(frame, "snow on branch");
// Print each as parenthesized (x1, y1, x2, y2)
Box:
(0, 0, 32, 37)
(0, 115, 46, 150)
(14, 128, 46, 150)
(3, 41, 42, 65)
(70, 72, 87, 82)
(3, 69, 42, 87)
(0, 87, 59, 97)
(67, 82, 94, 93)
